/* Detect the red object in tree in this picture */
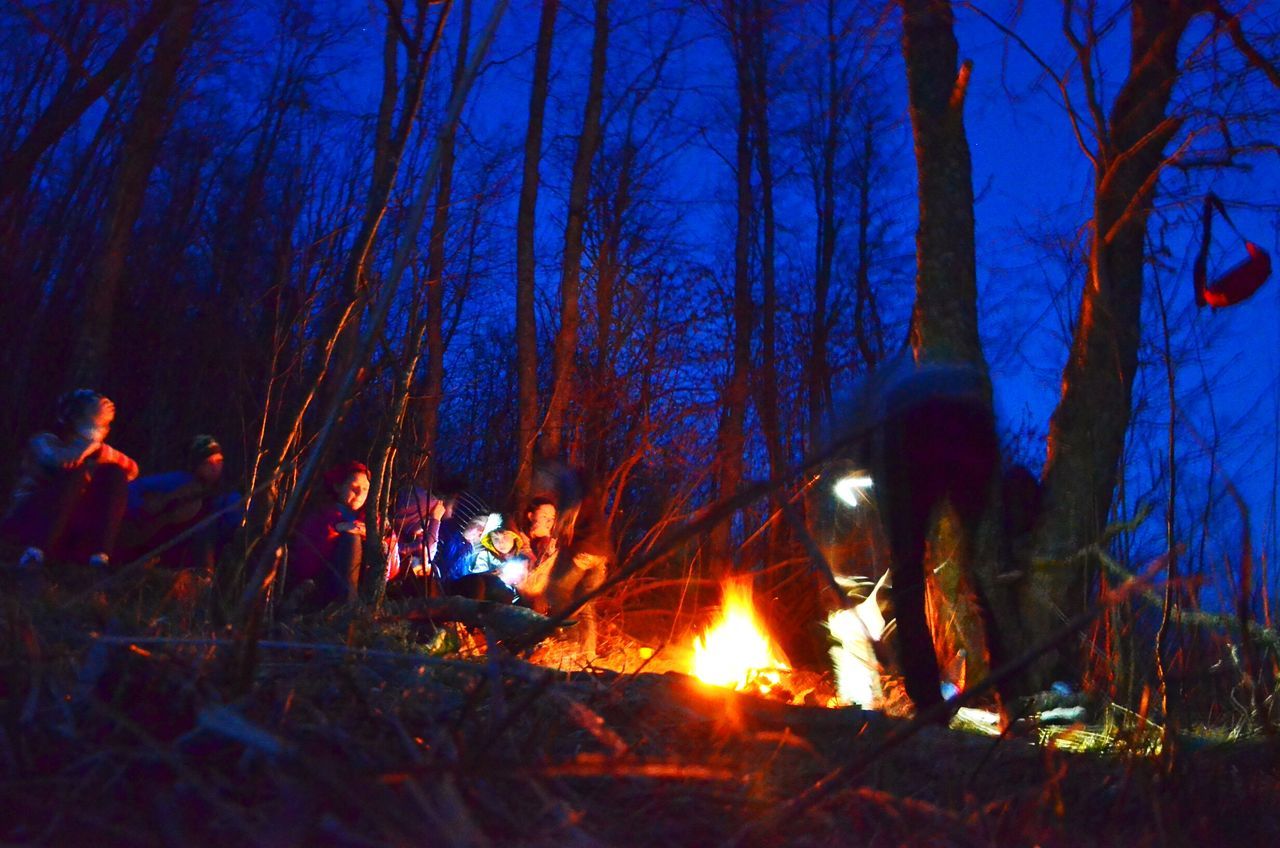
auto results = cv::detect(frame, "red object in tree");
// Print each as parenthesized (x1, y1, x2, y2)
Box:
(1194, 194, 1273, 309)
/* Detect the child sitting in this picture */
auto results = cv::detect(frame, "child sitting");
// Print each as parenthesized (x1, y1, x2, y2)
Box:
(474, 526, 530, 596)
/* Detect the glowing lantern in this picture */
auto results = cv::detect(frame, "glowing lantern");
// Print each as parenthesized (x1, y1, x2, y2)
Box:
(692, 578, 790, 692)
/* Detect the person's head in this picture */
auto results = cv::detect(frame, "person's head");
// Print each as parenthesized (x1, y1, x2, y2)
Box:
(56, 389, 114, 442)
(462, 516, 488, 544)
(188, 435, 224, 486)
(490, 529, 517, 555)
(325, 460, 371, 512)
(526, 496, 556, 539)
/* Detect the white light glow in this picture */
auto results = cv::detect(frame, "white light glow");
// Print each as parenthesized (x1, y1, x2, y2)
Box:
(833, 473, 874, 506)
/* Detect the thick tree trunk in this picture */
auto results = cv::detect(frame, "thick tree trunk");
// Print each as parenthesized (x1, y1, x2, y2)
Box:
(900, 0, 981, 366)
(514, 0, 560, 503)
(71, 0, 197, 386)
(543, 0, 610, 458)
(897, 0, 1021, 684)
(1026, 1, 1195, 676)
(711, 0, 754, 579)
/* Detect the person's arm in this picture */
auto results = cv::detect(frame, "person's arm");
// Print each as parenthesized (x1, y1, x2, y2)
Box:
(29, 432, 98, 470)
(423, 499, 446, 562)
(96, 443, 139, 481)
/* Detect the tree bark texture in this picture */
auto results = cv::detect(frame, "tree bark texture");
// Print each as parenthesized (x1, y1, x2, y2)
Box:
(514, 0, 560, 504)
(1027, 1, 1196, 666)
(897, 0, 1023, 683)
(72, 0, 197, 386)
(899, 0, 982, 368)
(543, 0, 610, 459)
(711, 0, 754, 578)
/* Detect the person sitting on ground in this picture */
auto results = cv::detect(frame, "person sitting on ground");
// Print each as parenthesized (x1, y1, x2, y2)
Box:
(388, 475, 465, 593)
(433, 495, 517, 603)
(473, 523, 530, 598)
(1, 389, 138, 569)
(284, 460, 372, 609)
(118, 435, 228, 570)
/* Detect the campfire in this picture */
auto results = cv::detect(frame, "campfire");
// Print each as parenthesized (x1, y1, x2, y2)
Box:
(691, 577, 790, 696)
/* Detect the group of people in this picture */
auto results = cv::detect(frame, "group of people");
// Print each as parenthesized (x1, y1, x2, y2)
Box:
(0, 390, 231, 573)
(283, 460, 611, 657)
(2, 390, 612, 659)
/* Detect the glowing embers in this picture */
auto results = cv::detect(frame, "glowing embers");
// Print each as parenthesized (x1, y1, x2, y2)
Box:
(691, 577, 790, 694)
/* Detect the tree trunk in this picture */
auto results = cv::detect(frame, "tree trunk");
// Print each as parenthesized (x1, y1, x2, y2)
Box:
(900, 0, 981, 366)
(806, 0, 839, 450)
(543, 0, 610, 459)
(711, 0, 754, 579)
(745, 0, 784, 512)
(1026, 1, 1196, 679)
(897, 0, 1021, 682)
(71, 0, 197, 386)
(514, 0, 560, 503)
(418, 0, 472, 477)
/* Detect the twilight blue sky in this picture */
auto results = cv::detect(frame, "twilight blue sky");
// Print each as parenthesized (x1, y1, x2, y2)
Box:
(322, 0, 1278, 591)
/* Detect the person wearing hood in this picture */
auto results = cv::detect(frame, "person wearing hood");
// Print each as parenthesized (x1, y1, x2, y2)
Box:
(474, 526, 530, 596)
(434, 501, 518, 604)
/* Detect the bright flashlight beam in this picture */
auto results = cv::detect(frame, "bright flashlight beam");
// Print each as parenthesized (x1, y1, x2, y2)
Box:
(833, 473, 874, 506)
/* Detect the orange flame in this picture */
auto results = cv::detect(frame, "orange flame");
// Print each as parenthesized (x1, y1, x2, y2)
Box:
(692, 578, 789, 692)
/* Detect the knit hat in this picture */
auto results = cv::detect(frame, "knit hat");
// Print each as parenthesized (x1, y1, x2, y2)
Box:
(188, 435, 223, 468)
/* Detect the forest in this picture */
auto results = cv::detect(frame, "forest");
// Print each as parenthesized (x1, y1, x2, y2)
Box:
(2, 0, 1279, 845)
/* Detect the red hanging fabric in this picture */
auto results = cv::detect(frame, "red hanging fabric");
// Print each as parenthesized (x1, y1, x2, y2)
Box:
(1194, 194, 1273, 309)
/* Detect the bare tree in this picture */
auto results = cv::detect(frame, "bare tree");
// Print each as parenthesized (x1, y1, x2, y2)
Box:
(709, 0, 756, 577)
(514, 0, 561, 502)
(543, 0, 611, 459)
(0, 0, 175, 203)
(71, 0, 198, 384)
(1025, 0, 1280, 687)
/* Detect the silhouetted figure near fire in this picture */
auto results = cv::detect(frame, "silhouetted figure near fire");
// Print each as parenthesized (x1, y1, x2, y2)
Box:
(1, 390, 138, 569)
(836, 351, 1006, 720)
